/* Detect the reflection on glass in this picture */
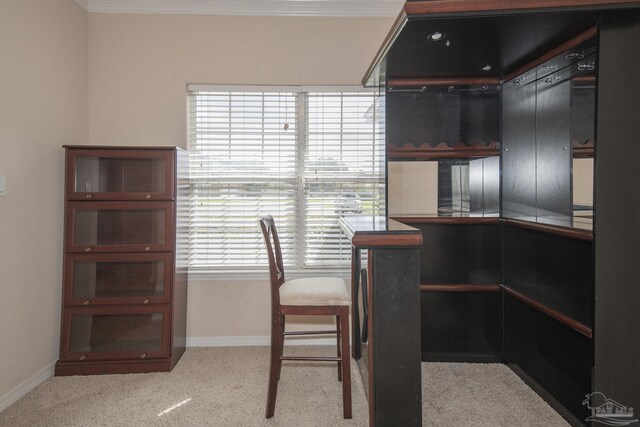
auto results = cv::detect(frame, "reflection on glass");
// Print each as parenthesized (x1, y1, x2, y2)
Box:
(74, 209, 166, 246)
(70, 313, 163, 352)
(571, 75, 595, 230)
(73, 260, 165, 298)
(504, 44, 596, 230)
(572, 158, 594, 230)
(388, 157, 499, 217)
(75, 157, 165, 193)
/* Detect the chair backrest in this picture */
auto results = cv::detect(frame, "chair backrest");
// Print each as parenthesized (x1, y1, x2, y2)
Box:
(259, 215, 285, 308)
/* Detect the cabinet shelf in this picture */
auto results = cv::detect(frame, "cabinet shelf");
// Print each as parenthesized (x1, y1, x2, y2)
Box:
(388, 141, 500, 160)
(504, 218, 592, 241)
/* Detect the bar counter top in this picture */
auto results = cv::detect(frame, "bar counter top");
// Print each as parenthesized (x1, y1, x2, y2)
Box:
(338, 215, 423, 248)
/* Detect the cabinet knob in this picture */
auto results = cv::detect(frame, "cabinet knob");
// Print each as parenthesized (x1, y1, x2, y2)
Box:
(85, 247, 92, 252)
(83, 300, 91, 306)
(143, 298, 150, 304)
(80, 355, 87, 361)
(86, 194, 93, 199)
(145, 246, 151, 252)
(141, 353, 147, 359)
(145, 194, 152, 200)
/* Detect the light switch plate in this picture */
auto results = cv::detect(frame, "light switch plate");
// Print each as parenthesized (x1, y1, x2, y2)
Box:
(0, 176, 6, 196)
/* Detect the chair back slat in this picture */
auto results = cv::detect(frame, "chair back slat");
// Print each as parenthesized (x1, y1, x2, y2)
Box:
(258, 215, 285, 308)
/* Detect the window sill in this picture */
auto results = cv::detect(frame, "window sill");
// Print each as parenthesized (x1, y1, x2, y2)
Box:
(188, 268, 352, 282)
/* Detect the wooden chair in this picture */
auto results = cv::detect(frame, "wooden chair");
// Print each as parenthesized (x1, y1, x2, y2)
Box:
(258, 215, 352, 419)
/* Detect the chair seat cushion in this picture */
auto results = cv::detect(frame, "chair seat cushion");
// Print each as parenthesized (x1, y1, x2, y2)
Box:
(280, 277, 350, 306)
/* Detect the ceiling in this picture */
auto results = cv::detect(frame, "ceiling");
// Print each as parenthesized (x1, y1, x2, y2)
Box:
(72, 0, 405, 17)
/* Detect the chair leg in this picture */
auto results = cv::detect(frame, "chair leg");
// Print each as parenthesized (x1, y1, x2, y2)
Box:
(266, 314, 284, 419)
(276, 315, 285, 382)
(336, 315, 342, 382)
(340, 308, 352, 419)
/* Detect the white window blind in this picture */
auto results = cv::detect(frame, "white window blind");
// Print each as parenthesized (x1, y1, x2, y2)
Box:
(187, 87, 384, 270)
(304, 92, 385, 266)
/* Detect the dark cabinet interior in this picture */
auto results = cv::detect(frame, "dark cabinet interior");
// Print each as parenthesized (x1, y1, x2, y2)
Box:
(414, 223, 500, 284)
(421, 291, 502, 361)
(67, 149, 174, 200)
(369, 3, 640, 424)
(386, 86, 500, 148)
(65, 253, 171, 304)
(504, 294, 593, 421)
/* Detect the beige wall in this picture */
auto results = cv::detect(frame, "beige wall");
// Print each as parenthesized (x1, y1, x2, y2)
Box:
(87, 14, 393, 339)
(0, 0, 88, 399)
(388, 161, 439, 216)
(0, 10, 391, 399)
(573, 158, 594, 207)
(88, 14, 393, 146)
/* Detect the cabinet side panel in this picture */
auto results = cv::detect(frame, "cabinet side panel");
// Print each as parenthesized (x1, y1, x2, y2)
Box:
(594, 18, 640, 414)
(371, 248, 422, 426)
(172, 149, 189, 367)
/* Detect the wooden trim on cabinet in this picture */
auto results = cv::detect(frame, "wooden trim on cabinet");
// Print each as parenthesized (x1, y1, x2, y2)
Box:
(55, 358, 172, 376)
(502, 285, 593, 338)
(388, 77, 501, 87)
(421, 284, 501, 292)
(405, 0, 640, 17)
(393, 216, 501, 225)
(388, 141, 500, 160)
(503, 218, 593, 241)
(351, 233, 424, 248)
(63, 145, 185, 151)
(362, 10, 408, 87)
(503, 26, 598, 82)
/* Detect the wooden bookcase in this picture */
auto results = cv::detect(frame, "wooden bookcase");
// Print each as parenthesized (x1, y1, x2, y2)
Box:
(55, 146, 188, 376)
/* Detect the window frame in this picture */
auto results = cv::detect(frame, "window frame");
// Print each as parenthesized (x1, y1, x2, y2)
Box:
(186, 84, 383, 279)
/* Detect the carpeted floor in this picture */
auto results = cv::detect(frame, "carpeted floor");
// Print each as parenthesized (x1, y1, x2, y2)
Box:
(0, 347, 569, 426)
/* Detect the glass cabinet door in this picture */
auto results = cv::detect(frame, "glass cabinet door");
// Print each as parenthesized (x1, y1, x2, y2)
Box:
(65, 253, 172, 306)
(60, 306, 170, 361)
(66, 202, 174, 253)
(66, 148, 174, 201)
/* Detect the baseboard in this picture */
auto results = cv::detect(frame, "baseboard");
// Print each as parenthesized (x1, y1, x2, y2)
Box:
(0, 361, 55, 413)
(187, 335, 335, 347)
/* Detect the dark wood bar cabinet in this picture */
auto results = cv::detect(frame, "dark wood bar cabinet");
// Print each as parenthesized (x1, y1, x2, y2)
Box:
(55, 146, 189, 376)
(363, 1, 640, 425)
(339, 216, 423, 427)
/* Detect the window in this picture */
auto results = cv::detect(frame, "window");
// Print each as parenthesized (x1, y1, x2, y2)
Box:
(187, 86, 385, 271)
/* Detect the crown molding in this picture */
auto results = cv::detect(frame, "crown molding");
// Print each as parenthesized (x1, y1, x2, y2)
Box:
(85, 0, 403, 17)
